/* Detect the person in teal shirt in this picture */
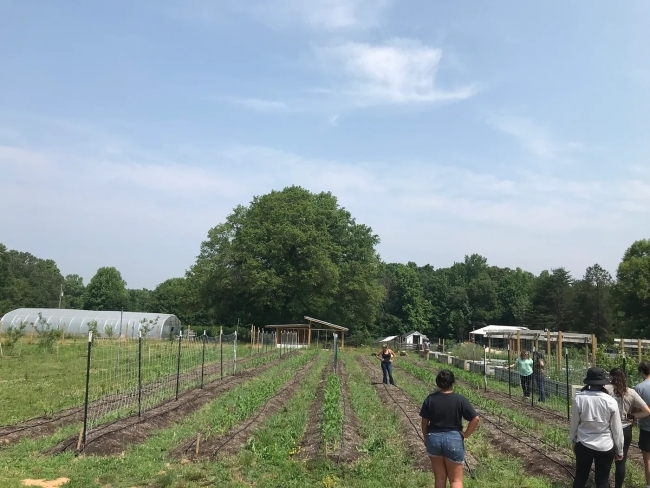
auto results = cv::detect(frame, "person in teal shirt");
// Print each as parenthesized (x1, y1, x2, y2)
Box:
(508, 350, 533, 398)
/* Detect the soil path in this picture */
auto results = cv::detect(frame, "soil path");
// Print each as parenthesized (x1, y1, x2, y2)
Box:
(332, 359, 362, 463)
(172, 355, 318, 460)
(356, 355, 432, 472)
(295, 364, 328, 461)
(47, 353, 294, 456)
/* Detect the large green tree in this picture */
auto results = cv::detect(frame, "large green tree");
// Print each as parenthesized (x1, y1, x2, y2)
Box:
(150, 277, 201, 324)
(188, 186, 385, 327)
(615, 239, 650, 337)
(62, 274, 85, 309)
(378, 263, 432, 335)
(571, 264, 614, 340)
(526, 268, 573, 330)
(84, 267, 128, 311)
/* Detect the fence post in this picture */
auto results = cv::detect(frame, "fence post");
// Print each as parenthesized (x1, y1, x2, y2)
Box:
(79, 330, 93, 450)
(508, 342, 511, 398)
(233, 330, 237, 376)
(201, 330, 206, 389)
(220, 327, 224, 380)
(138, 330, 142, 417)
(258, 330, 261, 354)
(591, 334, 597, 367)
(565, 348, 570, 421)
(531, 347, 535, 407)
(175, 329, 182, 401)
(639, 338, 643, 364)
(333, 333, 338, 373)
(483, 345, 487, 391)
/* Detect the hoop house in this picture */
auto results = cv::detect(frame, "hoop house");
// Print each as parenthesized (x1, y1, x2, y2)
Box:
(0, 308, 181, 339)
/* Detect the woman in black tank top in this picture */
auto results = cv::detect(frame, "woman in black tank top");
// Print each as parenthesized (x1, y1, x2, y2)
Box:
(376, 344, 396, 385)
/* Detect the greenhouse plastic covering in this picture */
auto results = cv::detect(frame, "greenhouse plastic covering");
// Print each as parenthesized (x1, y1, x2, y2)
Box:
(0, 308, 181, 339)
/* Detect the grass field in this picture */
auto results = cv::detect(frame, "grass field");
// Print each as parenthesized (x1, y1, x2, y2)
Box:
(0, 345, 645, 487)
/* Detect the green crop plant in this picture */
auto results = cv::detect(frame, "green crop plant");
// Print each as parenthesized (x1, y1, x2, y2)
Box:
(322, 373, 343, 454)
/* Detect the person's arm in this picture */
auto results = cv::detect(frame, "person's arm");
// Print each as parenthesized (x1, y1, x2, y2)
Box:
(389, 350, 396, 362)
(508, 358, 518, 369)
(463, 416, 479, 439)
(630, 391, 650, 419)
(610, 404, 624, 459)
(568, 398, 580, 445)
(421, 417, 429, 445)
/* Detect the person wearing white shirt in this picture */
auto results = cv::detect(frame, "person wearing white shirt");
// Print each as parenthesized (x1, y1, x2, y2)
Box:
(569, 367, 624, 488)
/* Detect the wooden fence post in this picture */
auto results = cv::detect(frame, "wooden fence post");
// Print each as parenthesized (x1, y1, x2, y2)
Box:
(639, 339, 643, 364)
(516, 330, 521, 356)
(557, 331, 563, 369)
(591, 334, 597, 366)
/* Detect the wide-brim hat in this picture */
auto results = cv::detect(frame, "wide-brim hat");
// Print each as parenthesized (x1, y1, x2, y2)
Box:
(583, 367, 610, 386)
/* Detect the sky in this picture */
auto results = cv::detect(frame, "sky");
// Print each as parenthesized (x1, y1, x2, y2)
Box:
(1, 0, 649, 289)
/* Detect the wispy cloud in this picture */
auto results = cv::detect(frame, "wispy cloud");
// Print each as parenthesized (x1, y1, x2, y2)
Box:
(227, 97, 290, 112)
(491, 115, 585, 159)
(316, 39, 478, 106)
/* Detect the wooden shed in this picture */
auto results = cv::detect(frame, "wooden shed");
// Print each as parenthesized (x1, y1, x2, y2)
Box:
(263, 316, 349, 350)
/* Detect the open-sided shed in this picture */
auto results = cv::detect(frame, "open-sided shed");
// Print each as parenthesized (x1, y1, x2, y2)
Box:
(263, 316, 349, 349)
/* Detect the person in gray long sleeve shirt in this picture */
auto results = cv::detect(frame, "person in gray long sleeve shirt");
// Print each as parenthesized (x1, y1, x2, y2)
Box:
(569, 367, 624, 488)
(634, 361, 650, 488)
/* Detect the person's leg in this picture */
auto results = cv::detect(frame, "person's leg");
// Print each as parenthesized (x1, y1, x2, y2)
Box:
(524, 375, 531, 397)
(387, 362, 395, 385)
(381, 362, 388, 383)
(520, 375, 526, 397)
(573, 442, 595, 488)
(639, 429, 650, 485)
(593, 447, 615, 488)
(537, 375, 546, 402)
(444, 457, 464, 488)
(615, 425, 633, 488)
(430, 457, 448, 488)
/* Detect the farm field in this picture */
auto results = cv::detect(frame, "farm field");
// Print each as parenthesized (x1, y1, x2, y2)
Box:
(1, 346, 645, 487)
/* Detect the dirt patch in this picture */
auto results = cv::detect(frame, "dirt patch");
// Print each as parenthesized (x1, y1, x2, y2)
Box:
(21, 479, 69, 488)
(331, 359, 362, 463)
(0, 353, 276, 448)
(171, 356, 317, 460)
(47, 353, 292, 456)
(295, 365, 328, 461)
(356, 356, 431, 472)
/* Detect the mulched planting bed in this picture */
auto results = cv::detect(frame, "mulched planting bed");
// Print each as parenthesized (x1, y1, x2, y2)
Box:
(172, 356, 318, 461)
(47, 353, 293, 456)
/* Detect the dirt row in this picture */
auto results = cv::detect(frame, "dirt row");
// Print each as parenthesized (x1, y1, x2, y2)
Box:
(0, 352, 277, 447)
(395, 359, 576, 483)
(334, 360, 363, 463)
(172, 354, 319, 460)
(47, 353, 296, 456)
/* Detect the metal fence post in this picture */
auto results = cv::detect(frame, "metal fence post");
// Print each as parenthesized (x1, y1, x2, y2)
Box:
(138, 330, 142, 417)
(508, 343, 512, 398)
(176, 329, 182, 401)
(531, 348, 535, 407)
(233, 330, 237, 376)
(220, 327, 223, 380)
(201, 330, 206, 389)
(79, 330, 93, 450)
(565, 348, 570, 421)
(483, 345, 487, 391)
(333, 333, 338, 373)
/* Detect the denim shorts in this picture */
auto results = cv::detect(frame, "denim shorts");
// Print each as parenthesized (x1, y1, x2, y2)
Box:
(425, 431, 465, 463)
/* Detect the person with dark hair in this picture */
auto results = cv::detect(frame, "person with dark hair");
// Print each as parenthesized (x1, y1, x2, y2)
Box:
(570, 367, 624, 488)
(634, 360, 650, 488)
(606, 368, 650, 488)
(508, 350, 533, 398)
(420, 369, 480, 488)
(375, 344, 396, 385)
(534, 351, 546, 403)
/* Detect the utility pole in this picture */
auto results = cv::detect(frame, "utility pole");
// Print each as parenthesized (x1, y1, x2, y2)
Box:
(58, 284, 64, 308)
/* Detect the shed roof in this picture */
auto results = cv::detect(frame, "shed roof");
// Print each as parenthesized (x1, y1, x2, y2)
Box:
(470, 325, 529, 336)
(303, 316, 349, 332)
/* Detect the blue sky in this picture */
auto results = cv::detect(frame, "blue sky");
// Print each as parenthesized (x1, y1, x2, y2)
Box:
(1, 0, 649, 289)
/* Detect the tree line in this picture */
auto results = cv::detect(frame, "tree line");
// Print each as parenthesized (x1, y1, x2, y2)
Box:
(1, 186, 649, 343)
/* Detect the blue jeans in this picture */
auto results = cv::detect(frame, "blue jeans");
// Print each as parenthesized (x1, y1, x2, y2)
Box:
(535, 374, 546, 402)
(426, 431, 465, 463)
(381, 361, 395, 385)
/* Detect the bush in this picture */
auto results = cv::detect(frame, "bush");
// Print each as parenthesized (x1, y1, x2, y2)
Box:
(449, 342, 486, 361)
(2, 321, 28, 355)
(34, 313, 63, 353)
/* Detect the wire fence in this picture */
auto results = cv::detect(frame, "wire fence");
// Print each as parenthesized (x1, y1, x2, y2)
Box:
(79, 329, 276, 449)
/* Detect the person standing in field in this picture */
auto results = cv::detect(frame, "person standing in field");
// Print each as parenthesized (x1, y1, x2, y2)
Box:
(634, 361, 650, 488)
(420, 369, 480, 488)
(423, 339, 431, 360)
(534, 352, 546, 403)
(508, 350, 533, 398)
(375, 343, 396, 385)
(607, 367, 650, 488)
(570, 367, 624, 488)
